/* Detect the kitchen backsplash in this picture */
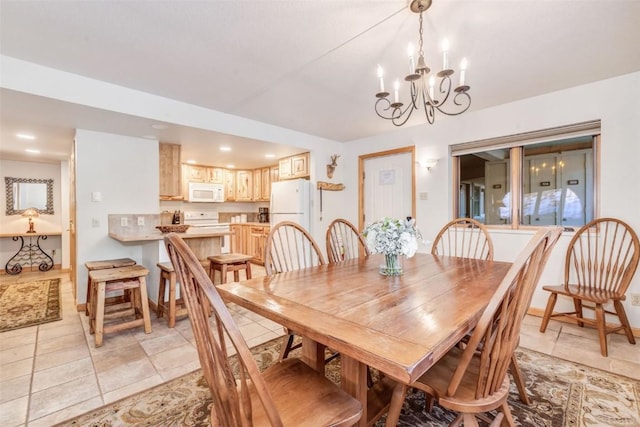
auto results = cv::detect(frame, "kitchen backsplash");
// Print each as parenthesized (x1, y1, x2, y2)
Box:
(108, 214, 160, 237)
(219, 212, 258, 223)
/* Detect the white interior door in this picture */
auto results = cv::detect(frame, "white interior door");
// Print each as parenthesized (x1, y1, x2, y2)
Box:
(361, 150, 414, 227)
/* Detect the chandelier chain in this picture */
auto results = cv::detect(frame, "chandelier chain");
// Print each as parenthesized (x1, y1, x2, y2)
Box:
(418, 8, 424, 60)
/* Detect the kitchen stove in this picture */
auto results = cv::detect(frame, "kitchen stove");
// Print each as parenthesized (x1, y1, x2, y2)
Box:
(183, 211, 230, 253)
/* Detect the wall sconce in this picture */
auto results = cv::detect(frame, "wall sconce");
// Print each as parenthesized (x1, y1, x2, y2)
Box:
(22, 208, 39, 233)
(418, 158, 439, 171)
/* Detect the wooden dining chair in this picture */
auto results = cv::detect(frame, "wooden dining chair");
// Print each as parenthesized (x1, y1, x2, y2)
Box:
(385, 227, 562, 427)
(264, 221, 326, 360)
(431, 217, 494, 260)
(433, 217, 532, 405)
(326, 218, 370, 263)
(540, 218, 639, 357)
(164, 233, 362, 427)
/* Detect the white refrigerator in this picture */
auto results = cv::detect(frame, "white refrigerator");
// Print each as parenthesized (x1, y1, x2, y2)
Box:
(270, 179, 311, 231)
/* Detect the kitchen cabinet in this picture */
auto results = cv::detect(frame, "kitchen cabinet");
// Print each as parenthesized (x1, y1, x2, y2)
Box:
(235, 170, 253, 201)
(159, 143, 182, 200)
(279, 157, 292, 179)
(279, 152, 310, 180)
(252, 167, 273, 201)
(230, 224, 269, 264)
(207, 167, 225, 184)
(261, 167, 271, 200)
(230, 224, 247, 254)
(225, 170, 236, 201)
(253, 169, 262, 202)
(248, 225, 269, 264)
(270, 166, 279, 184)
(184, 164, 207, 182)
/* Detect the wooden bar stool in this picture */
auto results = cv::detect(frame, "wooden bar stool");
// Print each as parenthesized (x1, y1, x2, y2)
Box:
(156, 262, 188, 328)
(208, 253, 253, 284)
(84, 258, 136, 315)
(88, 264, 152, 347)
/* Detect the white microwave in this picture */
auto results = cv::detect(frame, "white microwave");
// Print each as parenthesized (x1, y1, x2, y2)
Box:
(187, 182, 225, 203)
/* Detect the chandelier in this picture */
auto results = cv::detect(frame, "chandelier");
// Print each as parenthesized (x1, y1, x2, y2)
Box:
(375, 0, 471, 126)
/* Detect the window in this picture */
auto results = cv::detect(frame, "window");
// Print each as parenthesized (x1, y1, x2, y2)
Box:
(452, 121, 599, 228)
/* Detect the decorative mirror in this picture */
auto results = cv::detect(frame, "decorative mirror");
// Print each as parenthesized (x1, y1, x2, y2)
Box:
(5, 177, 54, 215)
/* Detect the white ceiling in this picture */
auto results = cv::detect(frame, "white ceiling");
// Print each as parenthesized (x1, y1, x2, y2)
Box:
(1, 0, 639, 166)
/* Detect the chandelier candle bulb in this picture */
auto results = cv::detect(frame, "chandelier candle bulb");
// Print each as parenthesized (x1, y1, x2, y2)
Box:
(460, 58, 468, 86)
(428, 75, 435, 100)
(377, 65, 385, 92)
(442, 38, 449, 70)
(394, 79, 400, 103)
(407, 43, 415, 72)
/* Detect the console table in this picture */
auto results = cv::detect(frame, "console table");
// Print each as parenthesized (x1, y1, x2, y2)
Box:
(2, 232, 61, 275)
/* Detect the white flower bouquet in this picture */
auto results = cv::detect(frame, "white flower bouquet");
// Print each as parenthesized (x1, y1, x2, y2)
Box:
(363, 217, 422, 275)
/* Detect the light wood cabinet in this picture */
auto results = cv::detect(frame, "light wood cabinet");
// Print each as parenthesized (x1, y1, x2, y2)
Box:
(230, 224, 247, 254)
(279, 157, 292, 179)
(225, 170, 236, 201)
(261, 167, 271, 200)
(253, 169, 262, 201)
(235, 170, 253, 201)
(291, 153, 310, 178)
(159, 143, 182, 199)
(279, 152, 310, 180)
(252, 167, 273, 201)
(230, 224, 269, 264)
(248, 225, 269, 264)
(270, 166, 279, 184)
(184, 164, 207, 182)
(207, 167, 225, 184)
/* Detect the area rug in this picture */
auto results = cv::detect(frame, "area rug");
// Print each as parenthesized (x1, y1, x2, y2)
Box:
(0, 278, 61, 332)
(57, 338, 640, 427)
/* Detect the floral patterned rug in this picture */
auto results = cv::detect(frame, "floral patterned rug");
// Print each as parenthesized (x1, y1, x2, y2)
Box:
(57, 338, 640, 427)
(0, 278, 61, 332)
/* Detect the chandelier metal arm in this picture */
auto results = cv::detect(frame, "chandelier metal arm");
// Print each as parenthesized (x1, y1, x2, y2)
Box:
(375, 94, 417, 127)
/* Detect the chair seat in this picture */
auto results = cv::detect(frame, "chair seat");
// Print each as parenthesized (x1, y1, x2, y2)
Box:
(542, 284, 622, 304)
(85, 258, 136, 270)
(414, 346, 511, 413)
(208, 253, 254, 264)
(244, 358, 362, 426)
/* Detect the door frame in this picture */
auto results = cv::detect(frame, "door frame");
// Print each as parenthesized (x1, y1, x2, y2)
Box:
(358, 146, 416, 231)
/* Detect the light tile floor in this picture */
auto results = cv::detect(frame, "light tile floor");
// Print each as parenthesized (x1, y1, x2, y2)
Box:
(1, 269, 639, 426)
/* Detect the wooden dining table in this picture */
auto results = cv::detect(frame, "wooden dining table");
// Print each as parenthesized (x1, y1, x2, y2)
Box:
(217, 253, 511, 426)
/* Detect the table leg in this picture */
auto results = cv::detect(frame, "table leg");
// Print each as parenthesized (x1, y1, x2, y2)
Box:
(341, 355, 368, 427)
(301, 336, 325, 373)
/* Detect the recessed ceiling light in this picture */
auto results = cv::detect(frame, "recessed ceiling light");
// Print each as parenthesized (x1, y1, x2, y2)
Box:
(265, 153, 275, 158)
(226, 164, 235, 169)
(220, 146, 231, 152)
(16, 133, 36, 140)
(151, 124, 168, 130)
(187, 160, 197, 164)
(25, 148, 40, 154)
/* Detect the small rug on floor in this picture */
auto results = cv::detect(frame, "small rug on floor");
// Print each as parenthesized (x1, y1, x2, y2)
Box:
(56, 338, 640, 427)
(0, 278, 61, 332)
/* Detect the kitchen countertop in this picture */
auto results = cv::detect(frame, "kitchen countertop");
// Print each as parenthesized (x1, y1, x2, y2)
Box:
(228, 222, 270, 226)
(109, 231, 231, 242)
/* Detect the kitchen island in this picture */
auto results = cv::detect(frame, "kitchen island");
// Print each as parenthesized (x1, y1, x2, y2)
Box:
(109, 230, 231, 262)
(107, 215, 233, 310)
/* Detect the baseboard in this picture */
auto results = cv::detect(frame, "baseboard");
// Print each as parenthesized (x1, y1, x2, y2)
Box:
(527, 307, 640, 338)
